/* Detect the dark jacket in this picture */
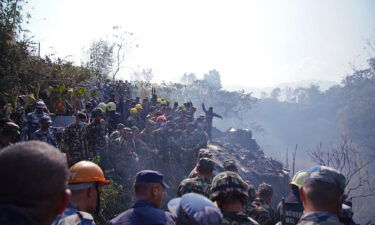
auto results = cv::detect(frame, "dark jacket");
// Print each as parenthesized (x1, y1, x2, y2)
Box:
(0, 204, 39, 225)
(109, 200, 174, 225)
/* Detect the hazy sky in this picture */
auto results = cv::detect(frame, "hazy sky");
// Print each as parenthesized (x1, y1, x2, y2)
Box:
(25, 0, 375, 88)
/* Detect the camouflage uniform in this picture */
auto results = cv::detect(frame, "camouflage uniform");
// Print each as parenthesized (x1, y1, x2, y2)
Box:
(110, 135, 137, 183)
(63, 122, 88, 166)
(177, 175, 212, 198)
(222, 211, 259, 225)
(86, 120, 108, 158)
(178, 157, 214, 197)
(297, 212, 344, 225)
(251, 198, 275, 225)
(210, 171, 258, 225)
(188, 149, 213, 178)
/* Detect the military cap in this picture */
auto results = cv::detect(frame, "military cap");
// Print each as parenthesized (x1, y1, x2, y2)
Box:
(116, 123, 125, 130)
(2, 122, 20, 133)
(168, 193, 223, 225)
(304, 165, 346, 192)
(223, 160, 238, 172)
(210, 171, 248, 201)
(135, 170, 169, 188)
(197, 157, 215, 172)
(198, 149, 213, 159)
(40, 115, 52, 124)
(257, 182, 273, 197)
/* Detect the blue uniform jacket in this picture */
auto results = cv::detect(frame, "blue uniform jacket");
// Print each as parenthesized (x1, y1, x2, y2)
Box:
(109, 200, 175, 225)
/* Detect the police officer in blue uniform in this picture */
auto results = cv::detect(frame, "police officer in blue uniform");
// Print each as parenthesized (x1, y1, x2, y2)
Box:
(26, 101, 49, 140)
(32, 115, 58, 148)
(109, 170, 175, 225)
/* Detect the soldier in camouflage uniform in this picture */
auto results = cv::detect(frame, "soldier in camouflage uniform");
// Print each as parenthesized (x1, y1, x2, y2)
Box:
(109, 123, 125, 142)
(110, 127, 138, 183)
(177, 157, 215, 198)
(252, 183, 276, 225)
(210, 171, 259, 225)
(223, 160, 239, 173)
(297, 166, 346, 225)
(188, 149, 213, 178)
(86, 108, 108, 158)
(62, 113, 88, 166)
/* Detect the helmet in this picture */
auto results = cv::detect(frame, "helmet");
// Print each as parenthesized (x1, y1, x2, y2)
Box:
(97, 102, 107, 112)
(107, 102, 116, 111)
(92, 108, 104, 116)
(130, 108, 138, 114)
(210, 171, 248, 201)
(156, 115, 167, 122)
(161, 100, 167, 105)
(290, 170, 309, 188)
(135, 104, 143, 110)
(179, 105, 186, 110)
(157, 98, 162, 103)
(68, 161, 110, 184)
(35, 101, 46, 109)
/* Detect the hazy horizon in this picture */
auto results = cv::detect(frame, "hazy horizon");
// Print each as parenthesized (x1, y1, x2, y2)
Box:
(25, 0, 375, 88)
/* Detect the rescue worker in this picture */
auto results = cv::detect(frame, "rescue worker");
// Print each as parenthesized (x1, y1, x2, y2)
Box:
(106, 102, 122, 133)
(0, 122, 20, 149)
(126, 108, 140, 128)
(253, 183, 276, 225)
(188, 148, 213, 178)
(210, 171, 259, 225)
(62, 113, 88, 166)
(202, 103, 223, 139)
(109, 170, 175, 225)
(276, 170, 308, 225)
(167, 193, 223, 225)
(109, 123, 125, 142)
(297, 166, 346, 225)
(177, 157, 215, 198)
(86, 108, 108, 159)
(53, 161, 110, 225)
(32, 115, 58, 148)
(223, 160, 239, 173)
(26, 101, 49, 139)
(0, 141, 70, 225)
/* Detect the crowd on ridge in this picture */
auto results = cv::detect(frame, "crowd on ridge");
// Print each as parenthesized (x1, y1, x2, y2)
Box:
(0, 80, 358, 225)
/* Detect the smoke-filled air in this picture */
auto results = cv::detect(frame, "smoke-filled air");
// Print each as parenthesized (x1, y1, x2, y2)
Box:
(1, 1, 375, 225)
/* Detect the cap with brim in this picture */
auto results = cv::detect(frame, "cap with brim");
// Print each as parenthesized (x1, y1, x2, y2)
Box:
(167, 193, 223, 225)
(304, 166, 346, 192)
(136, 170, 169, 188)
(40, 116, 52, 123)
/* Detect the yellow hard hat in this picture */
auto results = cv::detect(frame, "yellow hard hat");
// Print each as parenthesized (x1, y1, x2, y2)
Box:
(161, 100, 167, 105)
(179, 105, 186, 109)
(157, 98, 162, 103)
(135, 104, 143, 110)
(107, 102, 116, 111)
(68, 161, 110, 184)
(130, 108, 138, 114)
(290, 170, 309, 188)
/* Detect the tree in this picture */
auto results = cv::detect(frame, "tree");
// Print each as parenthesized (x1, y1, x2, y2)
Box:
(131, 68, 153, 83)
(180, 73, 197, 85)
(87, 39, 114, 81)
(111, 26, 137, 80)
(270, 87, 281, 100)
(203, 69, 222, 89)
(310, 136, 375, 200)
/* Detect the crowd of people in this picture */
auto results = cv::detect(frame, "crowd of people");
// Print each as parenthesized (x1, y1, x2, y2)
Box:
(0, 80, 358, 225)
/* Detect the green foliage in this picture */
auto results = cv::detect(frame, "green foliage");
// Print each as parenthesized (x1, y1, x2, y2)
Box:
(95, 181, 132, 225)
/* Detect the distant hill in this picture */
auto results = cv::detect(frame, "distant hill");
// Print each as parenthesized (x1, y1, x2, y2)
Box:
(224, 79, 340, 98)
